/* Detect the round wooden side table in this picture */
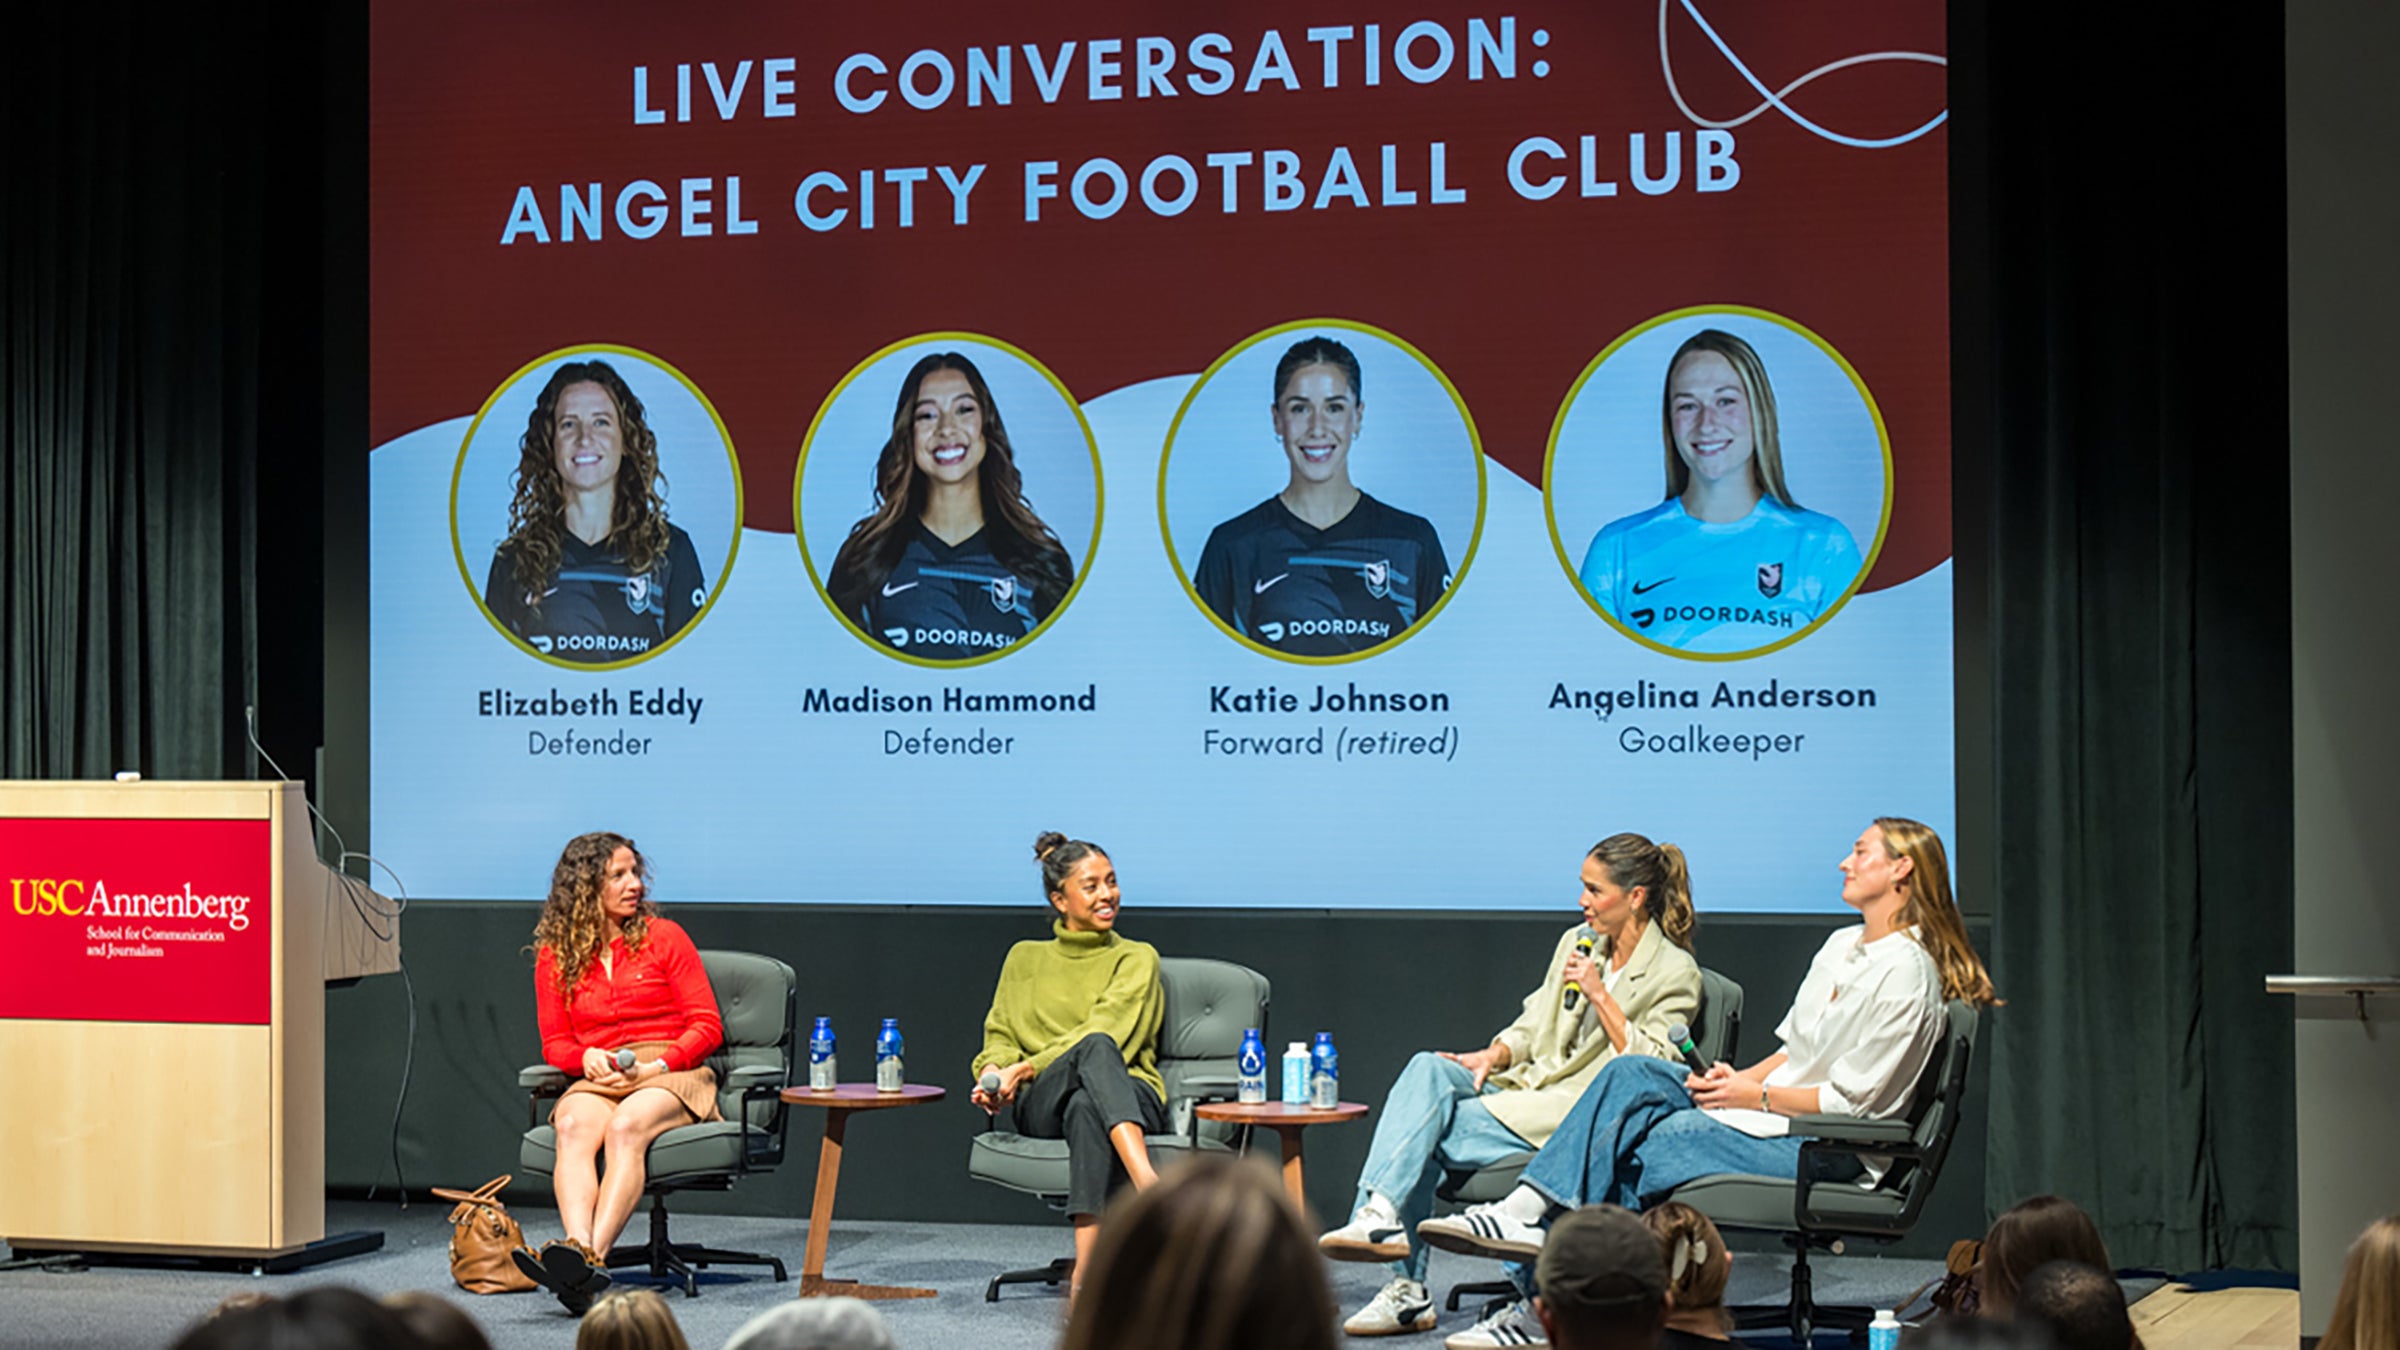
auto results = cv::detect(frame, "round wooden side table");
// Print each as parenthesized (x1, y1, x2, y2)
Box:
(779, 1083, 946, 1298)
(1193, 1100, 1370, 1209)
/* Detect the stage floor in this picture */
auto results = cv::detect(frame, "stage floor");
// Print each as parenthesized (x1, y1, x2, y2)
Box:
(0, 1200, 2258, 1350)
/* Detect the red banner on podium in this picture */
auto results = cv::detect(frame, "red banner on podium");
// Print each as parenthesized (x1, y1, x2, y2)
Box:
(0, 818, 274, 1025)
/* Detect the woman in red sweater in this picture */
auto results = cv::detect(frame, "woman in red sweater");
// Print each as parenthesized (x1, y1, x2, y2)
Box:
(512, 831, 723, 1314)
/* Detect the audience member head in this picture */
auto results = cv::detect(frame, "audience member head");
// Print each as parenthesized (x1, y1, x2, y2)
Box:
(1642, 1201, 1732, 1335)
(173, 1287, 421, 1350)
(721, 1297, 900, 1350)
(379, 1291, 495, 1350)
(2323, 1213, 2400, 1350)
(1980, 1195, 2113, 1318)
(2015, 1260, 2135, 1350)
(1061, 1154, 1336, 1350)
(1902, 1319, 2061, 1350)
(575, 1288, 691, 1350)
(1533, 1204, 1669, 1350)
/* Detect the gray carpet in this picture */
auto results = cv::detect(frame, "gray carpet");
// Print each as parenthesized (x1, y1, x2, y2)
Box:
(0, 1202, 1983, 1350)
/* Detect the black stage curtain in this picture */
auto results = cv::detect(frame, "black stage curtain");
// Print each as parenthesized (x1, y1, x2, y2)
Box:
(1963, 2, 2296, 1269)
(1, 12, 325, 781)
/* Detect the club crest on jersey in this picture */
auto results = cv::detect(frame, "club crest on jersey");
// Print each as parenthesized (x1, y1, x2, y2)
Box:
(1756, 562, 1784, 599)
(1361, 559, 1392, 600)
(625, 573, 651, 612)
(989, 575, 1018, 612)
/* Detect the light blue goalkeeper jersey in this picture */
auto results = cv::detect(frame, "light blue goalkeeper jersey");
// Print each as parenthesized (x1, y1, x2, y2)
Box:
(1576, 497, 1864, 652)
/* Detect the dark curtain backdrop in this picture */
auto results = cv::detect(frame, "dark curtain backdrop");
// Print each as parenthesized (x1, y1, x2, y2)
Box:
(1962, 3, 2296, 1270)
(1, 2, 2299, 1270)
(1, 11, 325, 781)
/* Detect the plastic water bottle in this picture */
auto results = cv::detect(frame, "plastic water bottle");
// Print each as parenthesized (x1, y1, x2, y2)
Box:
(875, 1018, 905, 1091)
(1868, 1309, 1901, 1350)
(1237, 1028, 1268, 1104)
(1281, 1041, 1310, 1105)
(808, 1016, 837, 1091)
(1309, 1031, 1339, 1109)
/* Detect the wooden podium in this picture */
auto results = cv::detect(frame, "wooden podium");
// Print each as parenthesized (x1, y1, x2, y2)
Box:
(0, 779, 399, 1269)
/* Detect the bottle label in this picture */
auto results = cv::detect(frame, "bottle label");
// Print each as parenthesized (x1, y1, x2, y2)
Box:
(876, 1055, 904, 1091)
(810, 1055, 836, 1090)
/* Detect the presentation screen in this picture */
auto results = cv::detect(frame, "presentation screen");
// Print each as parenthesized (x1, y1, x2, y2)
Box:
(369, 2, 1953, 909)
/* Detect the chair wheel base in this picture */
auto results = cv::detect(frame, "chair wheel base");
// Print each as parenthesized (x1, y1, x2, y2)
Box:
(985, 1256, 1076, 1302)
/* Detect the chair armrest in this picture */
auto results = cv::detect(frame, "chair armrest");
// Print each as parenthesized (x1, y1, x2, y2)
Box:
(724, 1065, 785, 1089)
(521, 1065, 570, 1091)
(1786, 1114, 1914, 1145)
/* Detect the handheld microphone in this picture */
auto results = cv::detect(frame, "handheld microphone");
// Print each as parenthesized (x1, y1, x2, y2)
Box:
(979, 1068, 1003, 1096)
(613, 1048, 639, 1073)
(1562, 927, 1598, 1011)
(1665, 1021, 1709, 1076)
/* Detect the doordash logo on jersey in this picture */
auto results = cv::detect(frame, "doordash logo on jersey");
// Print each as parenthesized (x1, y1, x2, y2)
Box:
(10, 877, 254, 931)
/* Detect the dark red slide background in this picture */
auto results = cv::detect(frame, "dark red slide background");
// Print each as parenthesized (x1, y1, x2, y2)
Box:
(372, 2, 1947, 588)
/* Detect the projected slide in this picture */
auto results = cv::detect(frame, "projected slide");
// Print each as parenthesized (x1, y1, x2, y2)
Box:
(370, 2, 1953, 909)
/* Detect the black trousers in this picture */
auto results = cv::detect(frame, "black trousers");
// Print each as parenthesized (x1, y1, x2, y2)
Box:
(1006, 1032, 1169, 1218)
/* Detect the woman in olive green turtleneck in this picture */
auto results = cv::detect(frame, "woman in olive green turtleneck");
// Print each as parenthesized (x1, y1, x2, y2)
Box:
(971, 831, 1168, 1292)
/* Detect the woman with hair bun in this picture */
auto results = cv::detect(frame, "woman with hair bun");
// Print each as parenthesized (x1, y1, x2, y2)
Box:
(483, 360, 709, 662)
(513, 833, 724, 1315)
(1319, 833, 1703, 1340)
(1643, 1202, 1734, 1346)
(971, 831, 1168, 1295)
(1423, 819, 1998, 1299)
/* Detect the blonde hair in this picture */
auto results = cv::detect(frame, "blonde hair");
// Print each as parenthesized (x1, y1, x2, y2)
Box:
(1063, 1155, 1336, 1350)
(1590, 833, 1698, 951)
(2324, 1215, 2400, 1350)
(1643, 1202, 1730, 1329)
(1659, 330, 1797, 508)
(575, 1289, 690, 1350)
(1873, 817, 1999, 1007)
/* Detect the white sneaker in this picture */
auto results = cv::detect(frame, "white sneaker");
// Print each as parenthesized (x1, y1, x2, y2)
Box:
(1443, 1297, 1547, 1348)
(1321, 1212, 1411, 1263)
(1343, 1277, 1437, 1336)
(1416, 1203, 1547, 1261)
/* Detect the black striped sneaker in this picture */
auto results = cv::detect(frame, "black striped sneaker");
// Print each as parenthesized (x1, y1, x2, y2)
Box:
(1443, 1297, 1548, 1348)
(1416, 1204, 1547, 1262)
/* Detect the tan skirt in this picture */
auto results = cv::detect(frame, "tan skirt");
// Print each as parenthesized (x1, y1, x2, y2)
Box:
(553, 1042, 722, 1124)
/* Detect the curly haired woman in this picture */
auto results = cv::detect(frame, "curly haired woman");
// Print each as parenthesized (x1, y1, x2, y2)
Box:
(513, 832, 723, 1314)
(482, 360, 708, 663)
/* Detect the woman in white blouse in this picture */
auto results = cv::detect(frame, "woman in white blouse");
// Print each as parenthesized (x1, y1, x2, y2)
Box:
(1418, 817, 1997, 1263)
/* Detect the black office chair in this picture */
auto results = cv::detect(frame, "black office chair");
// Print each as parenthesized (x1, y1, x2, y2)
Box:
(517, 949, 797, 1297)
(1671, 999, 1981, 1344)
(966, 956, 1270, 1300)
(1439, 967, 1744, 1312)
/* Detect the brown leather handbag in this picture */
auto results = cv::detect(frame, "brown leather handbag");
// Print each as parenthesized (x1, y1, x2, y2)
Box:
(429, 1175, 538, 1294)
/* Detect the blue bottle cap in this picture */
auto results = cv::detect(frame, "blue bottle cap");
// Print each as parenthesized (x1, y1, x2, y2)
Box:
(813, 1015, 831, 1027)
(1315, 1030, 1332, 1042)
(881, 1017, 898, 1027)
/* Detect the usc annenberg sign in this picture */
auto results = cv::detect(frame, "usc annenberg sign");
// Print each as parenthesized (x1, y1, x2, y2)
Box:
(0, 817, 273, 1024)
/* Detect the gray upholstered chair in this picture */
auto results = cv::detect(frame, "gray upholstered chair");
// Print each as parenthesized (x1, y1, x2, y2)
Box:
(968, 955, 1271, 1301)
(1674, 998, 1981, 1344)
(1439, 966, 1744, 1312)
(518, 949, 797, 1297)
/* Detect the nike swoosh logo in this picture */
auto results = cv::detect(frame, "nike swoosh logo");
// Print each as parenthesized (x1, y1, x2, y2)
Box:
(1631, 577, 1673, 595)
(1254, 573, 1289, 594)
(881, 580, 920, 596)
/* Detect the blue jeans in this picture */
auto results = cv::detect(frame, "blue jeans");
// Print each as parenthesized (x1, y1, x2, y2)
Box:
(1353, 1051, 1537, 1282)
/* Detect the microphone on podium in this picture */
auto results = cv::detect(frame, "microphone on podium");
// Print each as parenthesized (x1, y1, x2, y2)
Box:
(1561, 927, 1598, 1011)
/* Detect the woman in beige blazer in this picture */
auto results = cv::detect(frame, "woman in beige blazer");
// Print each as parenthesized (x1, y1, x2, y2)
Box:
(1318, 833, 1703, 1338)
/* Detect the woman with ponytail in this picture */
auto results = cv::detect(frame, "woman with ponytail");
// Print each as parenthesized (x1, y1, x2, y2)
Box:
(970, 831, 1167, 1298)
(1319, 834, 1702, 1340)
(1643, 1202, 1734, 1346)
(1423, 819, 1999, 1286)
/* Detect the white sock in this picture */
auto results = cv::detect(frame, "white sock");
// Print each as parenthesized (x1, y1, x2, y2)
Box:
(1356, 1192, 1401, 1227)
(1495, 1184, 1550, 1224)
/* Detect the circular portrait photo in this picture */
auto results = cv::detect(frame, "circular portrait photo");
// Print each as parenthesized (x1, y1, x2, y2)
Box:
(795, 335, 1101, 667)
(452, 345, 742, 668)
(1161, 321, 1484, 663)
(1545, 307, 1890, 659)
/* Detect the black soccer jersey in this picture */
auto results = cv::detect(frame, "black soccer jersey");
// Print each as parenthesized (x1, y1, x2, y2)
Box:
(1192, 493, 1452, 656)
(854, 522, 1057, 661)
(483, 523, 707, 663)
